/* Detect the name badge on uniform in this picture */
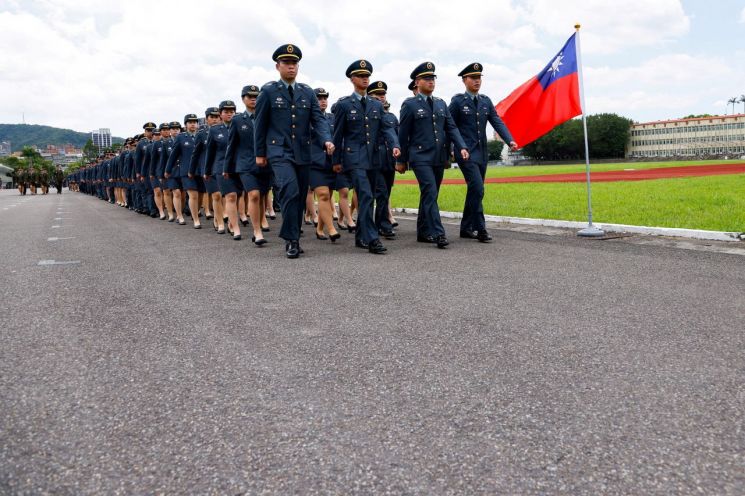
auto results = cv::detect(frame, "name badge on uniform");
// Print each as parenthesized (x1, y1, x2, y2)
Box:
(218, 134, 224, 138)
(351, 110, 357, 114)
(241, 125, 248, 130)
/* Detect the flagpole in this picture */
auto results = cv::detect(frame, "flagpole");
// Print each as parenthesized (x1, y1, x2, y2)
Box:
(574, 24, 605, 238)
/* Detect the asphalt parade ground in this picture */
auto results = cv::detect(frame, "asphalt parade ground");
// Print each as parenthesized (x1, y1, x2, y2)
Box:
(1, 189, 744, 495)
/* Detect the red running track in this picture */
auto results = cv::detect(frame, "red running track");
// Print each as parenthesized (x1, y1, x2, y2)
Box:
(394, 163, 745, 185)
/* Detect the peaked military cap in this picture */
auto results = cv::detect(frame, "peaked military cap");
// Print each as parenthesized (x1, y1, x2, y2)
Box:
(314, 87, 329, 98)
(241, 85, 260, 97)
(205, 107, 220, 117)
(410, 61, 436, 79)
(169, 121, 182, 129)
(219, 100, 237, 111)
(273, 43, 302, 62)
(459, 62, 483, 77)
(367, 81, 387, 94)
(143, 122, 156, 130)
(158, 122, 169, 131)
(183, 113, 199, 123)
(346, 59, 372, 78)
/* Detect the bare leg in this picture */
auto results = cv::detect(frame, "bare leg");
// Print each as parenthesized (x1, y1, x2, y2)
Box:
(203, 193, 212, 218)
(315, 187, 338, 237)
(154, 187, 164, 217)
(173, 189, 184, 222)
(164, 189, 174, 220)
(266, 190, 276, 217)
(304, 188, 315, 223)
(225, 192, 239, 236)
(188, 190, 200, 226)
(212, 192, 224, 230)
(238, 193, 249, 223)
(248, 190, 264, 241)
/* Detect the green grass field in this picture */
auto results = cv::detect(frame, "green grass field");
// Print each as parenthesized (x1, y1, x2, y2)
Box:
(389, 161, 745, 232)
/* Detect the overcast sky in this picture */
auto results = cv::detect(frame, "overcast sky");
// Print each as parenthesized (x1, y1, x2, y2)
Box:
(1, 0, 744, 138)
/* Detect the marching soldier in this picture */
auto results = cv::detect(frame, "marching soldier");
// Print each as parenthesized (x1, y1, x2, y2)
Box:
(149, 124, 167, 219)
(332, 60, 400, 254)
(449, 63, 517, 242)
(309, 87, 341, 242)
(189, 107, 220, 225)
(254, 43, 333, 258)
(367, 80, 399, 238)
(204, 101, 236, 236)
(136, 122, 157, 217)
(224, 85, 271, 245)
(397, 61, 468, 249)
(165, 114, 200, 226)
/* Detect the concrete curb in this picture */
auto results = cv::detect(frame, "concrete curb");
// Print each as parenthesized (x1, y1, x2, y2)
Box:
(392, 208, 743, 243)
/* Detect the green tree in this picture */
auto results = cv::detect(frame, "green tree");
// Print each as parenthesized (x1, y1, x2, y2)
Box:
(521, 113, 632, 161)
(82, 139, 98, 162)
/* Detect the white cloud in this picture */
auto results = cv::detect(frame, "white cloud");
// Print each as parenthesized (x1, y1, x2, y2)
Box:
(521, 0, 690, 54)
(741, 6, 745, 23)
(0, 0, 727, 139)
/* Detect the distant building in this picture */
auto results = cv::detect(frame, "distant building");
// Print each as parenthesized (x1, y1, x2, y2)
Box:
(0, 140, 10, 156)
(627, 114, 745, 159)
(91, 128, 112, 152)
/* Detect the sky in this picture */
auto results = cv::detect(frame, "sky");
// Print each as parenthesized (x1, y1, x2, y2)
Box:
(1, 0, 744, 139)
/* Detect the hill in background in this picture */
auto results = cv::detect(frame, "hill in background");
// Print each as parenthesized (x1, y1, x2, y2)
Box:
(0, 124, 124, 150)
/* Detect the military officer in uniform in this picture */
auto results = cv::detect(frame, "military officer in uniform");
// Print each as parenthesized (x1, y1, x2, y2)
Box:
(254, 43, 333, 258)
(309, 87, 341, 242)
(205, 100, 236, 236)
(165, 114, 200, 226)
(189, 107, 220, 224)
(149, 123, 168, 219)
(367, 80, 399, 238)
(397, 61, 469, 248)
(333, 60, 400, 254)
(136, 122, 157, 217)
(225, 85, 271, 245)
(54, 164, 64, 194)
(449, 62, 517, 242)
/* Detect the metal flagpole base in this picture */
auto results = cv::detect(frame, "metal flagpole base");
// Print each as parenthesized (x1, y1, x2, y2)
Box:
(577, 225, 605, 237)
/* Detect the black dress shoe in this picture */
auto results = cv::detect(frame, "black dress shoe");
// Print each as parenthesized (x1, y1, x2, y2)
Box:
(252, 236, 267, 246)
(417, 235, 435, 243)
(355, 239, 369, 249)
(379, 230, 396, 239)
(460, 230, 478, 239)
(477, 230, 493, 243)
(285, 240, 300, 258)
(436, 235, 449, 249)
(368, 239, 387, 254)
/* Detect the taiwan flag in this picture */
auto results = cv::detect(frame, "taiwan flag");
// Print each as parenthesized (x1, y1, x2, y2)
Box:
(497, 33, 582, 147)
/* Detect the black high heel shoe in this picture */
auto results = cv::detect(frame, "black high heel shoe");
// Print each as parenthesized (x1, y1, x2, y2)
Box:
(240, 218, 249, 227)
(252, 235, 267, 246)
(316, 232, 328, 241)
(347, 224, 357, 233)
(329, 232, 341, 243)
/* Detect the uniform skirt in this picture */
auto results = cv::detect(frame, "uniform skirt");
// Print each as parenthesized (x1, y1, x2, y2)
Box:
(240, 171, 272, 194)
(334, 170, 353, 191)
(182, 176, 199, 191)
(167, 176, 182, 190)
(204, 176, 219, 195)
(219, 174, 244, 196)
(309, 168, 336, 190)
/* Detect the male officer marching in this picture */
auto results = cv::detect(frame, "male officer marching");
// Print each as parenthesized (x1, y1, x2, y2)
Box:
(397, 62, 468, 249)
(333, 63, 400, 254)
(449, 62, 517, 242)
(254, 43, 333, 259)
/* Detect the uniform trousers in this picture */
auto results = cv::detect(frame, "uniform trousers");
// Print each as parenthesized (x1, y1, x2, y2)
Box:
(350, 168, 379, 244)
(412, 165, 445, 238)
(271, 159, 309, 241)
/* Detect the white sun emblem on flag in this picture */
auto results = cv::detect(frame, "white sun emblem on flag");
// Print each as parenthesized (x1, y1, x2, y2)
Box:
(549, 52, 564, 77)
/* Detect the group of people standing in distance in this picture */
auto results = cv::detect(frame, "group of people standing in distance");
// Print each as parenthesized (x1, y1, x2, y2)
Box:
(13, 165, 65, 195)
(67, 43, 517, 259)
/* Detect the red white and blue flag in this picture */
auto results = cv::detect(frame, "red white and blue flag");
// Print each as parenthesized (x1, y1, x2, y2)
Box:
(497, 34, 582, 147)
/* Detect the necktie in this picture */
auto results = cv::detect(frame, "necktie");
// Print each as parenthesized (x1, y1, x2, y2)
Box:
(473, 96, 478, 108)
(288, 84, 294, 100)
(427, 96, 434, 112)
(360, 96, 366, 111)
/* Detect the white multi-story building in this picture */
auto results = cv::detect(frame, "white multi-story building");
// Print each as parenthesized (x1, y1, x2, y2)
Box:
(91, 128, 112, 151)
(627, 114, 745, 158)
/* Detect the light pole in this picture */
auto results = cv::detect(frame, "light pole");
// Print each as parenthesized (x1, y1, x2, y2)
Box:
(739, 95, 745, 114)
